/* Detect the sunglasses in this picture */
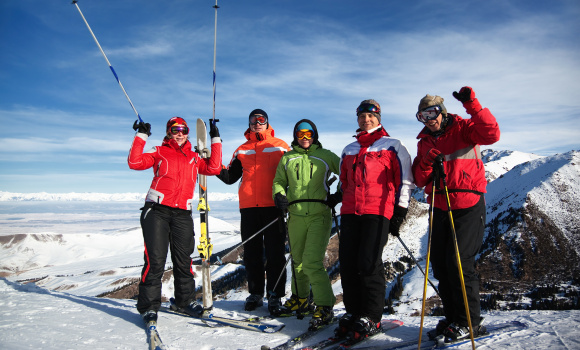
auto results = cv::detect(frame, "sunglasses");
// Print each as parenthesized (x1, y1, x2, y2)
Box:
(416, 105, 443, 123)
(356, 103, 381, 115)
(296, 129, 313, 140)
(249, 115, 268, 125)
(169, 125, 189, 135)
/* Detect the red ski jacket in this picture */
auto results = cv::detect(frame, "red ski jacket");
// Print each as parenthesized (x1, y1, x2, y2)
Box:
(412, 107, 500, 210)
(340, 127, 415, 219)
(128, 133, 222, 211)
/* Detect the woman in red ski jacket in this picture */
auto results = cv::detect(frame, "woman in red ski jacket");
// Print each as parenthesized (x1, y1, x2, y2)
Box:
(128, 117, 221, 323)
(412, 87, 500, 341)
(338, 99, 415, 338)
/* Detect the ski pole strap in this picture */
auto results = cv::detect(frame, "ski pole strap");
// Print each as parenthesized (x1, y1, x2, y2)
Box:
(434, 189, 484, 196)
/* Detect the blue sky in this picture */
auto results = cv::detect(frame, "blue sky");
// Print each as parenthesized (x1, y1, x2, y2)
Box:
(1, 0, 579, 194)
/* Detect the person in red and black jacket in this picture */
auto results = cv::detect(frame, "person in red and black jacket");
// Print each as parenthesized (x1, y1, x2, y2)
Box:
(412, 87, 500, 341)
(338, 99, 415, 339)
(129, 117, 222, 324)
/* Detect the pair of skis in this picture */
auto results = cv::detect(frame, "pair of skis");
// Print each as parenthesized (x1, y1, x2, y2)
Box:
(263, 319, 403, 350)
(162, 297, 285, 333)
(352, 320, 528, 350)
(145, 320, 168, 350)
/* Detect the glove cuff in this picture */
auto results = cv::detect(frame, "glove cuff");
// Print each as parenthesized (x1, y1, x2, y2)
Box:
(463, 98, 482, 115)
(136, 132, 149, 141)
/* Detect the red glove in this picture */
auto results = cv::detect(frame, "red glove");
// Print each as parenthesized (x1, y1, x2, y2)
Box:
(421, 148, 442, 170)
(453, 86, 482, 115)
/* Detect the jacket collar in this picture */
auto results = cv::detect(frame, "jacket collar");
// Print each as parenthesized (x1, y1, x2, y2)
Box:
(245, 125, 276, 142)
(356, 125, 388, 147)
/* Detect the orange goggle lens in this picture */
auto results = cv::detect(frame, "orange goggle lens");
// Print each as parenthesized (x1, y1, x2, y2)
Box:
(296, 130, 313, 140)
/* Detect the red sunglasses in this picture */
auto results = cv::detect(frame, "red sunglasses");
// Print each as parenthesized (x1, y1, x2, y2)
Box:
(250, 115, 268, 125)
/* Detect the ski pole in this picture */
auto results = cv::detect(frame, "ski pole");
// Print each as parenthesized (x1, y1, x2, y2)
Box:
(72, 1, 143, 123)
(271, 211, 304, 318)
(219, 217, 280, 263)
(211, 0, 219, 122)
(436, 158, 476, 350)
(418, 171, 437, 349)
(271, 251, 293, 296)
(396, 235, 439, 297)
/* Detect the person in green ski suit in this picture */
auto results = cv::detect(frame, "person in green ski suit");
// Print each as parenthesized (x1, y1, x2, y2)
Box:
(272, 119, 341, 329)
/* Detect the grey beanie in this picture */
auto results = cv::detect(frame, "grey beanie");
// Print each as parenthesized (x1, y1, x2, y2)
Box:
(418, 94, 447, 116)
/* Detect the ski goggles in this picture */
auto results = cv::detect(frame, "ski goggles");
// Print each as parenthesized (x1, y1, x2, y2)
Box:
(416, 105, 443, 123)
(169, 125, 189, 135)
(356, 103, 381, 115)
(296, 129, 313, 140)
(249, 115, 268, 125)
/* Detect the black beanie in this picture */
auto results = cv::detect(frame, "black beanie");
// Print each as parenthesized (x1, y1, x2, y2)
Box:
(248, 109, 269, 127)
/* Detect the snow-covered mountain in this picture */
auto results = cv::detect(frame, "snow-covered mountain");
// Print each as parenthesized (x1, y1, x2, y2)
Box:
(1, 149, 579, 349)
(478, 150, 580, 302)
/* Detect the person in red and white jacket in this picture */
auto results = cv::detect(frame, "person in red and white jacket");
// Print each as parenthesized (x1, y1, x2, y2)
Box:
(128, 117, 222, 324)
(338, 99, 414, 338)
(412, 87, 500, 341)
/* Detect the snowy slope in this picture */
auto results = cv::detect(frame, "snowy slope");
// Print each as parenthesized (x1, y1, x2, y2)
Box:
(1, 278, 579, 349)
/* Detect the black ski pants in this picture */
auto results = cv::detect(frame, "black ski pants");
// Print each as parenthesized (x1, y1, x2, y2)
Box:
(240, 206, 287, 298)
(137, 202, 196, 314)
(431, 195, 485, 328)
(339, 214, 390, 323)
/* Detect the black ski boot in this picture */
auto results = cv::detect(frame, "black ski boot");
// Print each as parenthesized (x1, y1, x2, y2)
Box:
(351, 316, 381, 340)
(142, 310, 158, 324)
(334, 313, 356, 338)
(244, 294, 263, 311)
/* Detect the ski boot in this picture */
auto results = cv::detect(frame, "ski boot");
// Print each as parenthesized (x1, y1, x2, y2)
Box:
(308, 306, 334, 330)
(244, 294, 263, 311)
(351, 316, 381, 340)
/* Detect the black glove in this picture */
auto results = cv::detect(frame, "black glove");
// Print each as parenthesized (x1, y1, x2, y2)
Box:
(133, 120, 151, 136)
(326, 192, 342, 208)
(452, 86, 474, 103)
(274, 193, 289, 211)
(389, 205, 408, 237)
(209, 119, 220, 138)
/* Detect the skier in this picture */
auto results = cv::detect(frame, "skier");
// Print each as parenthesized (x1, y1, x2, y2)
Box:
(128, 117, 222, 323)
(338, 100, 415, 339)
(412, 87, 500, 340)
(272, 119, 341, 328)
(217, 109, 290, 315)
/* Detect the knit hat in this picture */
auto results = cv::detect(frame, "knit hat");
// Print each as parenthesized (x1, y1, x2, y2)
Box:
(248, 109, 269, 128)
(166, 116, 188, 133)
(356, 99, 381, 123)
(418, 94, 447, 116)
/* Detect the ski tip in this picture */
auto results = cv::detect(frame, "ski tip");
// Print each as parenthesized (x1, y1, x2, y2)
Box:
(263, 324, 285, 333)
(260, 346, 271, 350)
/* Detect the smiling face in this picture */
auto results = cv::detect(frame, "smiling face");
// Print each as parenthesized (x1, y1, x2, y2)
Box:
(357, 112, 380, 131)
(423, 113, 443, 133)
(168, 124, 188, 146)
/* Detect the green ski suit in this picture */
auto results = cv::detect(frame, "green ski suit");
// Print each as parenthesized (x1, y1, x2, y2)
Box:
(272, 141, 340, 307)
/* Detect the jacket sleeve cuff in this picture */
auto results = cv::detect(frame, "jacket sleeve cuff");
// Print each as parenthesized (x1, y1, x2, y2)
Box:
(463, 98, 483, 115)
